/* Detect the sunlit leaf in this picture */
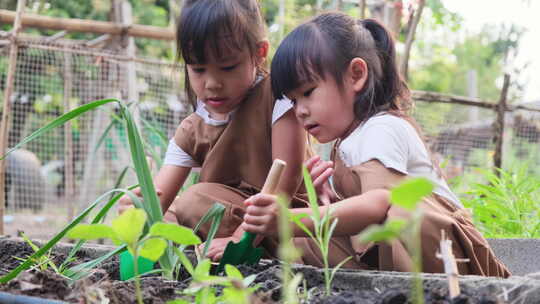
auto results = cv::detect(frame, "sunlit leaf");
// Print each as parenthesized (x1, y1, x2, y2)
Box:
(67, 224, 115, 240)
(149, 222, 201, 245)
(140, 238, 167, 261)
(390, 178, 434, 211)
(357, 219, 407, 244)
(112, 208, 146, 245)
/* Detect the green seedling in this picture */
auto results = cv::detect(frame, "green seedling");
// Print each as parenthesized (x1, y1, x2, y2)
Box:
(67, 208, 201, 304)
(358, 177, 434, 304)
(284, 166, 352, 296)
(15, 232, 72, 275)
(171, 258, 258, 304)
(276, 194, 304, 304)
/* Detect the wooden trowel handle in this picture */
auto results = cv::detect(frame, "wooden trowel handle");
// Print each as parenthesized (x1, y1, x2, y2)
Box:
(260, 159, 287, 195)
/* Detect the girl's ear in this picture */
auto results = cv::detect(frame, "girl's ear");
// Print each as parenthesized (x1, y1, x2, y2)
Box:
(349, 58, 368, 93)
(255, 40, 270, 64)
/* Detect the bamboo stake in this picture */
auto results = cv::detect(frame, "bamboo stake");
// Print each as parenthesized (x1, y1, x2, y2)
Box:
(436, 230, 467, 299)
(0, 9, 175, 41)
(0, 0, 25, 236)
(493, 74, 511, 176)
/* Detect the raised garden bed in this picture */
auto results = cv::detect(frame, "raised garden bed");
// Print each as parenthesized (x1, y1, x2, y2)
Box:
(1, 236, 539, 303)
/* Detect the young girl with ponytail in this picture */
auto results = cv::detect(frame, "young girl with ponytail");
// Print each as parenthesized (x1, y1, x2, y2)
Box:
(242, 12, 510, 277)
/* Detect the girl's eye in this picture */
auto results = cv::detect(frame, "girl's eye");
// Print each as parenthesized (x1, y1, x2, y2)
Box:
(221, 64, 238, 71)
(303, 87, 315, 97)
(191, 67, 205, 74)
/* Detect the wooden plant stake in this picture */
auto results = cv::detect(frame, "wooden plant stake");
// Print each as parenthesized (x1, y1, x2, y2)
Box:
(436, 230, 469, 299)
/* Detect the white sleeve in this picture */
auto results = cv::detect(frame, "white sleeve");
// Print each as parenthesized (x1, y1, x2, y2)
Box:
(163, 139, 200, 167)
(272, 97, 293, 125)
(344, 123, 409, 174)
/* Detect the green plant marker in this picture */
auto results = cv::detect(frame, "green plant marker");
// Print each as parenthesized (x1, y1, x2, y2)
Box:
(120, 251, 155, 281)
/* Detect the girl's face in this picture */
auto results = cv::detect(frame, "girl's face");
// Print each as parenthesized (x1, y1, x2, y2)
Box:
(187, 43, 267, 120)
(286, 59, 367, 143)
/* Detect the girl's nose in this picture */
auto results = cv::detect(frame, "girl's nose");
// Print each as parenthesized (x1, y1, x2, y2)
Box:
(294, 103, 309, 119)
(205, 77, 223, 90)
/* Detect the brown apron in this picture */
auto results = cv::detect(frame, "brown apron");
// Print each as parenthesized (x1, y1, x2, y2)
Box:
(329, 142, 511, 277)
(168, 76, 309, 256)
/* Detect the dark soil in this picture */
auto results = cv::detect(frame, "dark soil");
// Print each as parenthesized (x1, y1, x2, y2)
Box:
(0, 239, 512, 303)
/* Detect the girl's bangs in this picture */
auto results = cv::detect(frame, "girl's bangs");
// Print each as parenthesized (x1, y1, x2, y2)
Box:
(271, 25, 328, 99)
(178, 1, 245, 64)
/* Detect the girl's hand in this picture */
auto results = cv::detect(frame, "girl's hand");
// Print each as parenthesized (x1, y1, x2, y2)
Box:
(305, 156, 338, 205)
(241, 193, 279, 237)
(118, 188, 162, 214)
(199, 236, 240, 262)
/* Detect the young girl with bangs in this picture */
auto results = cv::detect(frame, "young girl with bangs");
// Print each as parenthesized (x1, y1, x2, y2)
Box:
(119, 0, 308, 261)
(242, 12, 510, 277)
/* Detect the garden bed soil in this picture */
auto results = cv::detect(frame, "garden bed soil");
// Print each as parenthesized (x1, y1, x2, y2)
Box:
(1, 236, 539, 303)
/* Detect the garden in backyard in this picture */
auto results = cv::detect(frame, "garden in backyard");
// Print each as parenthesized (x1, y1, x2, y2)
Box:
(1, 0, 540, 303)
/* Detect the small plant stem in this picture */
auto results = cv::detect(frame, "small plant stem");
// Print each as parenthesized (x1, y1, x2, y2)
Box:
(323, 254, 331, 296)
(133, 251, 144, 304)
(410, 217, 424, 304)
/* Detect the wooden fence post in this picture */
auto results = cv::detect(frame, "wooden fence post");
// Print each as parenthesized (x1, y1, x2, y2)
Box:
(0, 0, 25, 235)
(63, 53, 75, 222)
(493, 74, 511, 176)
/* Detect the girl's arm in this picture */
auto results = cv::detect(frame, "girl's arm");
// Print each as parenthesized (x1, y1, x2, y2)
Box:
(241, 189, 390, 238)
(118, 165, 191, 214)
(152, 165, 192, 212)
(271, 110, 306, 198)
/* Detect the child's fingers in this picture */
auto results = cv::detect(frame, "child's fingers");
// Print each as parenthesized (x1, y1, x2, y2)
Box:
(313, 167, 333, 188)
(243, 213, 271, 225)
(244, 193, 275, 207)
(304, 155, 321, 171)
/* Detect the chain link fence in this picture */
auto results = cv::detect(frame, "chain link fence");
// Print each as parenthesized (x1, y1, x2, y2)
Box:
(2, 37, 540, 239)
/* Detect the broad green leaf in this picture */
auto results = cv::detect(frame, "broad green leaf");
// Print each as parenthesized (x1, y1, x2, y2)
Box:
(225, 265, 243, 280)
(357, 219, 407, 244)
(222, 287, 247, 304)
(194, 259, 212, 280)
(140, 238, 168, 261)
(149, 222, 201, 245)
(67, 224, 115, 240)
(390, 178, 434, 210)
(166, 300, 191, 304)
(112, 208, 147, 245)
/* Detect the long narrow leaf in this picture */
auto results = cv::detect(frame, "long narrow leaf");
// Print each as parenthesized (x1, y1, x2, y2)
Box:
(121, 106, 162, 223)
(61, 185, 139, 270)
(1, 99, 119, 160)
(0, 187, 132, 283)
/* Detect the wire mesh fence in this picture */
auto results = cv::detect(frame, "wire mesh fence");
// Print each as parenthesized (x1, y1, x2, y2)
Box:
(1, 37, 540, 239)
(1, 37, 189, 237)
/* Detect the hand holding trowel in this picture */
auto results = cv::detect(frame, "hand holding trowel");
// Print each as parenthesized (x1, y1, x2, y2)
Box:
(216, 159, 286, 273)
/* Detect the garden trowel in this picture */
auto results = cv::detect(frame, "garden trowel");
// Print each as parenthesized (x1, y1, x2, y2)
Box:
(216, 159, 287, 273)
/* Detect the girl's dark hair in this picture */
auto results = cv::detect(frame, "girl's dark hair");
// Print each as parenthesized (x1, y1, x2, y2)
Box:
(271, 12, 410, 122)
(176, 0, 267, 108)
(272, 12, 444, 177)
